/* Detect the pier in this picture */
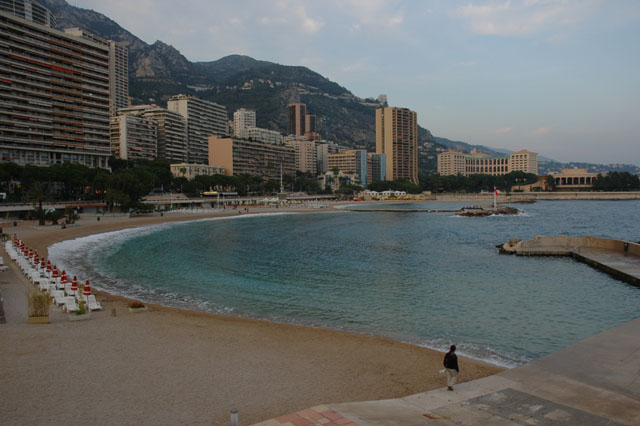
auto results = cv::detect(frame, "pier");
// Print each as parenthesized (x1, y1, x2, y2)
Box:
(500, 235, 640, 285)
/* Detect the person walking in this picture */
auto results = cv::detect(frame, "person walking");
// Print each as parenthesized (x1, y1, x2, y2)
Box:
(443, 345, 459, 390)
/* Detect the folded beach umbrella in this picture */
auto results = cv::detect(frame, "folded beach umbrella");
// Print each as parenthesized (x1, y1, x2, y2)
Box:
(71, 276, 78, 293)
(83, 280, 91, 300)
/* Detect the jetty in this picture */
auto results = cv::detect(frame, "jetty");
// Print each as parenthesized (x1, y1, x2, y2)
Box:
(500, 235, 640, 285)
(348, 205, 519, 217)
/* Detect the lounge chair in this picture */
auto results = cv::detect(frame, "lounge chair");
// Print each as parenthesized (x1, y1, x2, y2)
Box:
(87, 295, 102, 311)
(51, 290, 66, 307)
(64, 283, 74, 297)
(63, 296, 79, 312)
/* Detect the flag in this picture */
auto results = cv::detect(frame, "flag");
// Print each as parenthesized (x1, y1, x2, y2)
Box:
(494, 187, 499, 197)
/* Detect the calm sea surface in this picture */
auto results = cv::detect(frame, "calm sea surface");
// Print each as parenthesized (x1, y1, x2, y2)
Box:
(50, 200, 640, 367)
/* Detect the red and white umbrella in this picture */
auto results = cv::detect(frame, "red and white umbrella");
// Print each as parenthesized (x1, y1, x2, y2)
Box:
(83, 280, 91, 298)
(71, 276, 79, 293)
(51, 266, 59, 279)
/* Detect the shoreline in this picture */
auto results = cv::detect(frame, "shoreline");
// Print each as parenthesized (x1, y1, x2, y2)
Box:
(3, 203, 504, 425)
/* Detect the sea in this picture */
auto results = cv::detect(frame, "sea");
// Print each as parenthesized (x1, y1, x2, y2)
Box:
(49, 200, 640, 368)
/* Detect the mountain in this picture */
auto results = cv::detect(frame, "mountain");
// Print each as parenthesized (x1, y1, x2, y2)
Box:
(39, 0, 434, 153)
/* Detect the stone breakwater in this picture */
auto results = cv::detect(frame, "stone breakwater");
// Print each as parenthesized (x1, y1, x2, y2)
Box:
(430, 191, 640, 203)
(499, 235, 640, 285)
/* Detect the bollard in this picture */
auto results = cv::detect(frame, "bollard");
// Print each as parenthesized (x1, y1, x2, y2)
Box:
(230, 408, 238, 426)
(97, 216, 100, 221)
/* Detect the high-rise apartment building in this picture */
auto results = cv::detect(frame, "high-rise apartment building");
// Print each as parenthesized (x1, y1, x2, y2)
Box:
(437, 150, 539, 176)
(110, 114, 156, 160)
(168, 94, 227, 164)
(233, 108, 255, 136)
(284, 139, 317, 174)
(375, 107, 418, 184)
(64, 27, 128, 115)
(237, 127, 283, 145)
(118, 105, 188, 162)
(288, 103, 306, 136)
(0, 1, 111, 167)
(208, 136, 295, 180)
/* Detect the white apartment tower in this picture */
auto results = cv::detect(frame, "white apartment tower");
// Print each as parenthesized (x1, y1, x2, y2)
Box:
(233, 108, 256, 136)
(168, 94, 227, 164)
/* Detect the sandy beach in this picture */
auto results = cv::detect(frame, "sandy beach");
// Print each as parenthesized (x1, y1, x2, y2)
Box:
(0, 207, 503, 425)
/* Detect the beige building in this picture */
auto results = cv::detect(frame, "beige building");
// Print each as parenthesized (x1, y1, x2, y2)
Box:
(327, 149, 367, 187)
(168, 95, 227, 164)
(110, 114, 157, 160)
(437, 150, 539, 176)
(551, 168, 598, 190)
(170, 163, 224, 180)
(288, 103, 306, 136)
(284, 139, 317, 174)
(0, 2, 111, 167)
(375, 107, 418, 184)
(208, 136, 295, 180)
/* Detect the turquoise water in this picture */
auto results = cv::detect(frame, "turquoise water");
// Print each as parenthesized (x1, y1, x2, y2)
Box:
(50, 200, 640, 367)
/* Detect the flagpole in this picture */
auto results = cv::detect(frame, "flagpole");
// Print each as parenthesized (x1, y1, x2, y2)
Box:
(493, 187, 497, 211)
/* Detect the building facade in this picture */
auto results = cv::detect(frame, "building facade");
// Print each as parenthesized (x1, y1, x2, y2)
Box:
(64, 27, 128, 116)
(327, 149, 368, 187)
(437, 150, 539, 176)
(169, 162, 224, 180)
(237, 127, 283, 145)
(551, 168, 598, 190)
(0, 2, 111, 167)
(367, 153, 386, 185)
(233, 108, 255, 136)
(140, 107, 187, 162)
(284, 139, 317, 174)
(167, 94, 227, 164)
(288, 103, 306, 136)
(208, 136, 295, 180)
(110, 114, 156, 160)
(375, 107, 418, 184)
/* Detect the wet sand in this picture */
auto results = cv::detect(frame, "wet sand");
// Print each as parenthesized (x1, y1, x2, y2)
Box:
(0, 207, 503, 425)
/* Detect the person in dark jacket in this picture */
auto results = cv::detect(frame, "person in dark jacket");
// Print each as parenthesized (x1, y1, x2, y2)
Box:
(443, 345, 459, 390)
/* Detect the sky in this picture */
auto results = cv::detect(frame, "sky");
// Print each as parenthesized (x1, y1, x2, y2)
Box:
(67, 0, 640, 165)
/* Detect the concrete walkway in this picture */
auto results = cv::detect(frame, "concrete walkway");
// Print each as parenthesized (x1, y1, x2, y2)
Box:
(254, 316, 640, 425)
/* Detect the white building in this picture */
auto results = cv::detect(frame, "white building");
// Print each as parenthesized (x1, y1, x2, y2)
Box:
(233, 108, 256, 136)
(168, 95, 228, 164)
(237, 127, 283, 145)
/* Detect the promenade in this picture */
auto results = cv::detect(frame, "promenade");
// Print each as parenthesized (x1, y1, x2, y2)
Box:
(254, 316, 640, 425)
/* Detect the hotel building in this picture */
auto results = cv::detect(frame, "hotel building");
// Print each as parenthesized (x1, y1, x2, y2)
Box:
(437, 150, 539, 176)
(110, 113, 156, 160)
(168, 94, 227, 164)
(327, 149, 367, 187)
(288, 102, 319, 140)
(0, 1, 111, 167)
(208, 136, 295, 180)
(375, 106, 418, 184)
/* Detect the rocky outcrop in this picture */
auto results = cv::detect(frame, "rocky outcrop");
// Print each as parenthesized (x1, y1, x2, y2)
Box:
(457, 205, 519, 217)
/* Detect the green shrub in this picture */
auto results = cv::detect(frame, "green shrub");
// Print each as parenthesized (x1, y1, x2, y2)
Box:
(27, 289, 51, 317)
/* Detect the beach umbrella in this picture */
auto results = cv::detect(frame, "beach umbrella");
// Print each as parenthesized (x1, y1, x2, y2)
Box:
(51, 266, 59, 279)
(60, 273, 68, 285)
(71, 276, 78, 293)
(40, 260, 46, 271)
(83, 280, 91, 300)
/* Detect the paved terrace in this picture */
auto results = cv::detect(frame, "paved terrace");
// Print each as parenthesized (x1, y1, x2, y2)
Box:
(254, 316, 640, 426)
(255, 237, 640, 426)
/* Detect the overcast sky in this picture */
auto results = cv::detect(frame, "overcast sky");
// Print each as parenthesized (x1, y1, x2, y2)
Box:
(68, 0, 640, 165)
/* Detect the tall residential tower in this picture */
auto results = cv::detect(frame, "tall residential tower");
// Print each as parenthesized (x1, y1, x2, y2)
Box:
(375, 106, 418, 184)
